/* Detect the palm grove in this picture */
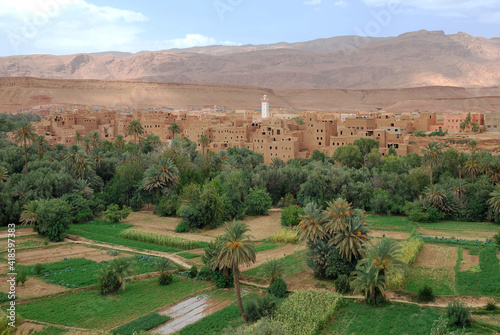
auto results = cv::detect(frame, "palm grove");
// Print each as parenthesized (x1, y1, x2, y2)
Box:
(1, 115, 500, 305)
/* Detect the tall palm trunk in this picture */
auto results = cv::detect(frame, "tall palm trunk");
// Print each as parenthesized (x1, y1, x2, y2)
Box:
(429, 167, 433, 192)
(233, 264, 247, 322)
(24, 139, 28, 175)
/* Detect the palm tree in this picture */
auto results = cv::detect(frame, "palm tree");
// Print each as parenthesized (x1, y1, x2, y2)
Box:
(168, 122, 181, 138)
(467, 140, 478, 182)
(488, 184, 500, 213)
(214, 221, 256, 322)
(350, 262, 387, 304)
(82, 137, 92, 155)
(13, 124, 37, 175)
(155, 258, 173, 285)
(35, 135, 48, 161)
(421, 142, 443, 192)
(11, 180, 30, 200)
(108, 257, 135, 291)
(424, 187, 455, 213)
(127, 120, 144, 160)
(73, 179, 94, 199)
(0, 166, 9, 191)
(142, 158, 179, 198)
(90, 131, 101, 150)
(325, 198, 352, 233)
(92, 149, 103, 169)
(198, 134, 210, 161)
(330, 215, 370, 261)
(74, 132, 83, 145)
(298, 202, 327, 242)
(19, 200, 40, 225)
(115, 135, 125, 152)
(260, 259, 285, 284)
(358, 237, 408, 279)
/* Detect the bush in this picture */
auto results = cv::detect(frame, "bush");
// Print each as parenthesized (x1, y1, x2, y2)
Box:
(154, 194, 181, 217)
(35, 198, 72, 242)
(212, 269, 234, 288)
(485, 301, 497, 311)
(175, 221, 190, 233)
(446, 301, 472, 327)
(245, 188, 272, 216)
(370, 189, 393, 215)
(156, 258, 173, 286)
(103, 204, 131, 223)
(245, 295, 278, 322)
(413, 130, 427, 137)
(61, 193, 93, 223)
(97, 267, 120, 295)
(493, 233, 500, 246)
(188, 265, 198, 279)
(324, 248, 358, 280)
(267, 278, 287, 298)
(34, 263, 44, 276)
(280, 205, 304, 227)
(15, 270, 28, 286)
(408, 207, 430, 223)
(417, 285, 435, 303)
(177, 205, 203, 229)
(159, 273, 173, 286)
(334, 274, 350, 294)
(196, 266, 212, 281)
(269, 229, 298, 243)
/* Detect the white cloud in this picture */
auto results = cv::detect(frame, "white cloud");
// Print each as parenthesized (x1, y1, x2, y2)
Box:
(304, 0, 322, 5)
(334, 1, 348, 8)
(152, 34, 239, 50)
(361, 0, 500, 11)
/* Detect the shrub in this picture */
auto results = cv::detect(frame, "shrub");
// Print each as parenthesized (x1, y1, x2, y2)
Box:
(267, 278, 287, 298)
(370, 189, 393, 215)
(485, 301, 497, 311)
(417, 285, 435, 303)
(34, 263, 44, 276)
(446, 301, 472, 327)
(335, 275, 350, 294)
(280, 205, 304, 227)
(324, 248, 358, 280)
(211, 269, 234, 288)
(35, 198, 72, 242)
(177, 205, 203, 229)
(413, 130, 427, 137)
(175, 221, 190, 233)
(493, 233, 500, 246)
(188, 265, 198, 279)
(245, 295, 278, 322)
(273, 289, 342, 335)
(97, 267, 120, 295)
(196, 266, 212, 281)
(408, 207, 430, 223)
(159, 273, 173, 285)
(61, 193, 93, 223)
(103, 204, 132, 223)
(245, 188, 272, 216)
(15, 270, 28, 286)
(154, 194, 181, 217)
(156, 258, 173, 286)
(269, 229, 298, 243)
(282, 193, 297, 208)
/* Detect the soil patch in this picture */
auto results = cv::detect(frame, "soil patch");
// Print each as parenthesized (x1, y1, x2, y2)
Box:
(16, 244, 132, 265)
(460, 249, 480, 271)
(419, 228, 493, 240)
(0, 276, 68, 298)
(371, 230, 410, 240)
(202, 211, 283, 241)
(413, 244, 457, 270)
(17, 322, 46, 334)
(244, 244, 307, 271)
(0, 228, 36, 239)
(473, 314, 500, 327)
(285, 269, 335, 292)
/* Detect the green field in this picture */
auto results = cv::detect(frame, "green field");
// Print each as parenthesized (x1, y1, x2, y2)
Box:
(255, 241, 281, 253)
(456, 247, 500, 297)
(17, 276, 211, 330)
(404, 267, 456, 296)
(177, 252, 201, 260)
(242, 250, 307, 278)
(67, 222, 181, 253)
(366, 215, 415, 232)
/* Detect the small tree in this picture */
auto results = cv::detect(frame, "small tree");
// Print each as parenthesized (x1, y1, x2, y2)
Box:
(156, 258, 173, 285)
(244, 188, 272, 216)
(280, 205, 304, 227)
(103, 204, 132, 222)
(260, 259, 285, 284)
(35, 199, 72, 242)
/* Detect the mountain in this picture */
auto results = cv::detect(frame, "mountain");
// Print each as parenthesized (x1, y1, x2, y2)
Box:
(0, 30, 499, 89)
(2, 77, 499, 112)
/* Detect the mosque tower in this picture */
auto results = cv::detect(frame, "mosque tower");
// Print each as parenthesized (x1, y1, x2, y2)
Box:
(261, 95, 269, 119)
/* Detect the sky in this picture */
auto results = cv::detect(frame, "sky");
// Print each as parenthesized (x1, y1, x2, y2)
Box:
(0, 0, 499, 57)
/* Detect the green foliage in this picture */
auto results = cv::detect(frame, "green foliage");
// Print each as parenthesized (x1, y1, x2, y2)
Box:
(188, 265, 198, 279)
(15, 269, 28, 286)
(354, 137, 380, 156)
(306, 239, 357, 280)
(118, 229, 207, 250)
(446, 301, 472, 327)
(212, 269, 234, 288)
(493, 233, 500, 246)
(455, 247, 500, 297)
(245, 188, 272, 216)
(269, 229, 298, 243)
(177, 205, 203, 229)
(267, 278, 287, 298)
(280, 205, 304, 227)
(485, 301, 497, 311)
(61, 193, 94, 223)
(178, 252, 201, 260)
(273, 289, 342, 335)
(245, 295, 278, 322)
(35, 198, 72, 242)
(17, 277, 210, 329)
(97, 266, 121, 295)
(112, 313, 171, 335)
(429, 129, 447, 137)
(334, 274, 350, 294)
(332, 144, 363, 168)
(417, 285, 436, 303)
(156, 257, 173, 286)
(387, 237, 424, 288)
(260, 259, 285, 284)
(175, 221, 190, 233)
(103, 204, 132, 223)
(413, 130, 427, 137)
(154, 193, 181, 217)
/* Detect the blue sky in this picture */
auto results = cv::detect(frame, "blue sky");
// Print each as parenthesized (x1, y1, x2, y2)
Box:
(0, 0, 499, 56)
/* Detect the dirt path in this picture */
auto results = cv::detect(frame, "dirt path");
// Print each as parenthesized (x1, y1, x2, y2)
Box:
(243, 244, 307, 271)
(0, 228, 36, 239)
(371, 230, 411, 240)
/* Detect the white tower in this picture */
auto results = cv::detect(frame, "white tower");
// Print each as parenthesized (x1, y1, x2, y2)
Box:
(261, 95, 269, 119)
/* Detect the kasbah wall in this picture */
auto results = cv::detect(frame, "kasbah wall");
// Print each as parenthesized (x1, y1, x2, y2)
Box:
(28, 96, 499, 164)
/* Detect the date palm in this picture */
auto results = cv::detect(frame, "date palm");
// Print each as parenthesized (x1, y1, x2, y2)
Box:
(35, 135, 48, 161)
(127, 120, 144, 160)
(488, 184, 500, 213)
(90, 131, 101, 150)
(115, 135, 125, 152)
(215, 221, 256, 322)
(422, 142, 443, 192)
(19, 200, 40, 225)
(330, 215, 370, 261)
(92, 148, 103, 169)
(142, 158, 179, 197)
(298, 202, 327, 242)
(260, 259, 285, 284)
(11, 180, 30, 200)
(325, 198, 352, 233)
(74, 132, 83, 145)
(73, 179, 94, 199)
(467, 140, 478, 182)
(13, 124, 37, 175)
(108, 257, 135, 291)
(198, 134, 210, 161)
(168, 122, 181, 138)
(0, 166, 9, 191)
(358, 237, 408, 279)
(350, 262, 387, 304)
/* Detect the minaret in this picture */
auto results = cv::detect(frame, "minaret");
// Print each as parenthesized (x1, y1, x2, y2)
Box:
(261, 95, 269, 119)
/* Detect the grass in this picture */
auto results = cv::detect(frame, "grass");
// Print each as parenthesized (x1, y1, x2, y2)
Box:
(242, 250, 307, 279)
(67, 222, 181, 253)
(366, 215, 416, 232)
(177, 252, 201, 260)
(0, 235, 46, 253)
(112, 312, 171, 335)
(418, 221, 499, 233)
(255, 241, 280, 253)
(404, 267, 456, 296)
(323, 301, 445, 335)
(118, 230, 209, 250)
(456, 247, 500, 297)
(17, 276, 210, 330)
(19, 255, 163, 288)
(269, 229, 299, 243)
